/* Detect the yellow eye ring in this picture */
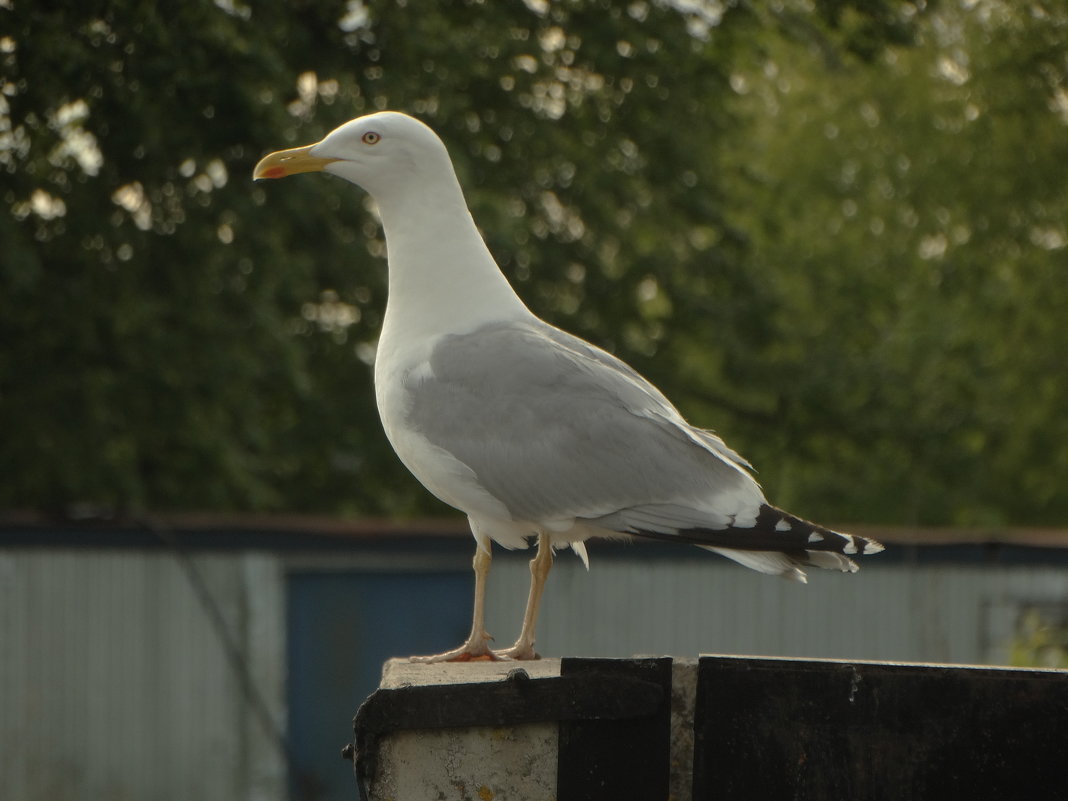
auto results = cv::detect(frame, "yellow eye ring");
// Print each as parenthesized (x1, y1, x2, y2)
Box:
(362, 131, 381, 145)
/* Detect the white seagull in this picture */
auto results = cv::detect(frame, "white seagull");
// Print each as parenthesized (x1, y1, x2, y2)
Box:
(253, 112, 883, 662)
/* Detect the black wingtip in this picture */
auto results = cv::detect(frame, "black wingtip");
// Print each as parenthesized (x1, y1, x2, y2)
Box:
(629, 504, 884, 558)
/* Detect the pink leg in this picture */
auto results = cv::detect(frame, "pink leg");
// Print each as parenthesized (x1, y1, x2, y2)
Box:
(494, 533, 553, 660)
(410, 545, 496, 663)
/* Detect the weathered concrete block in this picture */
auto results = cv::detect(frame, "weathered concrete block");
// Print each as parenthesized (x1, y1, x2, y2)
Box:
(370, 659, 561, 801)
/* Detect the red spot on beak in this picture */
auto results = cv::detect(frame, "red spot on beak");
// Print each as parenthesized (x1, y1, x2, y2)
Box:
(263, 166, 286, 179)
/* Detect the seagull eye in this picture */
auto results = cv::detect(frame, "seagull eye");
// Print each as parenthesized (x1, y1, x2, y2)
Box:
(362, 131, 381, 145)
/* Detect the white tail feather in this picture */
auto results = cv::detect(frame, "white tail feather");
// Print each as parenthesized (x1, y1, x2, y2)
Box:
(703, 546, 808, 583)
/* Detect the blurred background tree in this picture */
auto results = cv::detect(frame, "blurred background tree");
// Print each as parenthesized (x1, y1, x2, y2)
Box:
(1, 0, 1064, 525)
(1011, 606, 1068, 669)
(718, 0, 1068, 525)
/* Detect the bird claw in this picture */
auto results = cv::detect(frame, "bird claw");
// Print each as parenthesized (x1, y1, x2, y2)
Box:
(407, 640, 540, 663)
(409, 648, 496, 664)
(409, 634, 498, 664)
(490, 643, 540, 661)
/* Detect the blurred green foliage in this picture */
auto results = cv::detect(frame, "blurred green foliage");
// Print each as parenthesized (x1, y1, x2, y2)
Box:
(1, 1, 1065, 524)
(1010, 607, 1068, 669)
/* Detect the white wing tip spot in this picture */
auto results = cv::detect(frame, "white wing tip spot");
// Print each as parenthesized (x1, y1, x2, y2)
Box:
(775, 519, 792, 532)
(843, 539, 858, 555)
(808, 532, 824, 543)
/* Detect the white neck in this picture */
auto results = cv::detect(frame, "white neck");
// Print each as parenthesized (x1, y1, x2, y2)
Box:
(374, 173, 531, 356)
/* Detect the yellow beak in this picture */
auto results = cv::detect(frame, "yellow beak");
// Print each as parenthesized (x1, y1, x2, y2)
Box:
(252, 143, 339, 180)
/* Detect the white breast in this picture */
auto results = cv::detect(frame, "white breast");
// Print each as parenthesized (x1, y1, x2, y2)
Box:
(374, 341, 515, 525)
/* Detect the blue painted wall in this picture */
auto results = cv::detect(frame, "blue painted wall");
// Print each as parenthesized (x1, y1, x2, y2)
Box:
(286, 570, 471, 801)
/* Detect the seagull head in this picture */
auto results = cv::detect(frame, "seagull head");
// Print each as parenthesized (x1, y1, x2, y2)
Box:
(252, 111, 451, 198)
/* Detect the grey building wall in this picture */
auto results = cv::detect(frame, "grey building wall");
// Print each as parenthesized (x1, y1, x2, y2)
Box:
(2, 533, 1065, 801)
(0, 549, 286, 801)
(485, 552, 1068, 665)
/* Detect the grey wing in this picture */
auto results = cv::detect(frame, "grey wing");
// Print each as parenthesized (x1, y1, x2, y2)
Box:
(537, 323, 754, 471)
(405, 320, 764, 530)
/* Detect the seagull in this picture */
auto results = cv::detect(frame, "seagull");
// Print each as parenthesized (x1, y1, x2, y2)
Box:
(253, 111, 883, 662)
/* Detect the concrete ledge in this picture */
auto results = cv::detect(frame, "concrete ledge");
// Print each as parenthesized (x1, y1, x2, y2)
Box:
(381, 656, 563, 688)
(373, 659, 561, 801)
(349, 655, 1068, 800)
(358, 657, 680, 800)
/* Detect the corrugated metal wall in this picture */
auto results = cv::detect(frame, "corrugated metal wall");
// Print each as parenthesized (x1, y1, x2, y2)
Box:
(484, 552, 1068, 665)
(0, 550, 286, 801)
